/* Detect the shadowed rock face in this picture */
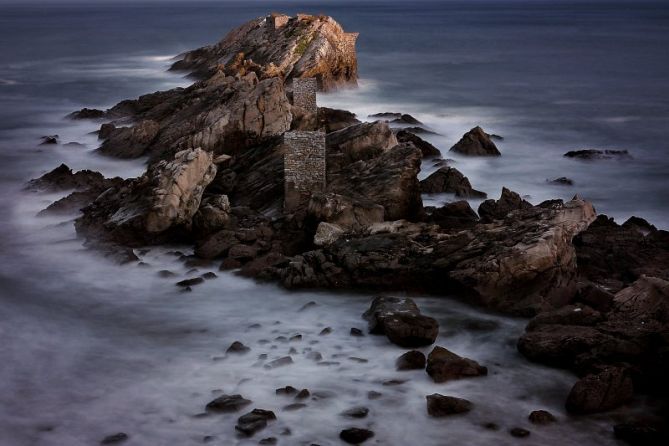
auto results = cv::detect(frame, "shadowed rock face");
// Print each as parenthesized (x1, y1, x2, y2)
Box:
(170, 13, 358, 91)
(450, 126, 500, 156)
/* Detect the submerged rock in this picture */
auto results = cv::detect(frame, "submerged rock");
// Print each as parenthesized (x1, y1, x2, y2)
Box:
(449, 126, 500, 156)
(396, 350, 426, 371)
(425, 394, 472, 417)
(395, 129, 441, 157)
(426, 346, 487, 383)
(528, 410, 557, 425)
(564, 149, 632, 160)
(235, 409, 276, 436)
(206, 394, 252, 413)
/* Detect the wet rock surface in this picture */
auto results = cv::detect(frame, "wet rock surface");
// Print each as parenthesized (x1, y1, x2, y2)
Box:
(426, 346, 487, 383)
(420, 166, 486, 198)
(426, 394, 473, 417)
(449, 126, 500, 156)
(363, 296, 439, 347)
(339, 428, 374, 444)
(396, 350, 426, 371)
(205, 394, 252, 413)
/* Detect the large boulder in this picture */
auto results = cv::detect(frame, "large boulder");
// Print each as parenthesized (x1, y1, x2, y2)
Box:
(170, 13, 359, 91)
(317, 107, 360, 133)
(426, 394, 473, 417)
(426, 346, 488, 383)
(420, 167, 486, 198)
(75, 148, 217, 245)
(362, 296, 439, 347)
(565, 366, 634, 414)
(449, 126, 500, 156)
(326, 121, 398, 171)
(478, 187, 532, 223)
(327, 143, 423, 221)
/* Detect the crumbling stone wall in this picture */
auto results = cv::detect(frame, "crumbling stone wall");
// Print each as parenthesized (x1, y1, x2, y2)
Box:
(268, 13, 290, 31)
(292, 78, 318, 114)
(284, 131, 326, 211)
(339, 33, 359, 60)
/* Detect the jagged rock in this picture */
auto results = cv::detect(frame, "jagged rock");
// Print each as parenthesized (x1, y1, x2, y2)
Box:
(313, 222, 345, 246)
(395, 129, 441, 157)
(68, 108, 107, 120)
(449, 126, 500, 156)
(478, 187, 532, 223)
(574, 215, 669, 292)
(206, 394, 252, 412)
(363, 296, 439, 347)
(391, 114, 422, 125)
(328, 143, 423, 221)
(427, 201, 479, 229)
(265, 197, 596, 315)
(307, 193, 384, 231)
(396, 350, 426, 371)
(326, 121, 398, 171)
(75, 148, 217, 245)
(235, 409, 276, 436)
(566, 366, 634, 414)
(170, 13, 358, 91)
(528, 410, 557, 425)
(564, 149, 632, 160)
(420, 167, 486, 198)
(98, 119, 160, 158)
(317, 107, 360, 133)
(339, 428, 374, 444)
(226, 341, 251, 354)
(40, 135, 59, 145)
(26, 164, 106, 192)
(426, 346, 487, 383)
(426, 394, 472, 417)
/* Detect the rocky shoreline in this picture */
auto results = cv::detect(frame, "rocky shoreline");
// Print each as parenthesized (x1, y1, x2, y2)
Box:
(28, 13, 668, 445)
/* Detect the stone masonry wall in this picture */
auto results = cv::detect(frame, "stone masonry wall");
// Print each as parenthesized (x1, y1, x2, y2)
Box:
(268, 14, 290, 31)
(339, 33, 359, 61)
(284, 131, 326, 211)
(292, 78, 318, 114)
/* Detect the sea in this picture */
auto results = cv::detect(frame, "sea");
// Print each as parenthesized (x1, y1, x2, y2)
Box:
(1, 1, 667, 445)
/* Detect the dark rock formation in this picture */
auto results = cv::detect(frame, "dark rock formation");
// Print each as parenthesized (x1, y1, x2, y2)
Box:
(566, 366, 634, 414)
(420, 166, 487, 198)
(426, 201, 479, 230)
(68, 108, 106, 120)
(564, 149, 632, 160)
(478, 187, 532, 223)
(426, 346, 487, 383)
(26, 164, 106, 193)
(449, 126, 500, 156)
(528, 410, 556, 425)
(548, 177, 574, 186)
(317, 107, 360, 133)
(100, 433, 129, 445)
(425, 394, 472, 417)
(340, 406, 369, 419)
(395, 129, 441, 157)
(170, 13, 359, 91)
(326, 121, 398, 170)
(363, 296, 439, 347)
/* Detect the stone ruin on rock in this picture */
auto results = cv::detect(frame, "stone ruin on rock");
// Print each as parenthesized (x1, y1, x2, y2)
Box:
(267, 13, 290, 32)
(292, 78, 318, 115)
(283, 131, 326, 212)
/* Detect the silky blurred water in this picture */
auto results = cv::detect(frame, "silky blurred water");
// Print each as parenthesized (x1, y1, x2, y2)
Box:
(1, 1, 666, 445)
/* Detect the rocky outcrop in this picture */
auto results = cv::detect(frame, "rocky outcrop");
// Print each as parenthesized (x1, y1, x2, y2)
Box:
(25, 164, 106, 192)
(449, 126, 500, 156)
(478, 187, 532, 223)
(396, 350, 426, 370)
(75, 148, 217, 245)
(426, 346, 487, 383)
(317, 107, 360, 133)
(574, 215, 669, 292)
(327, 143, 423, 221)
(96, 75, 292, 162)
(98, 120, 160, 158)
(395, 129, 441, 157)
(170, 13, 358, 91)
(420, 167, 486, 198)
(264, 197, 596, 315)
(326, 121, 398, 171)
(426, 201, 479, 229)
(362, 296, 439, 347)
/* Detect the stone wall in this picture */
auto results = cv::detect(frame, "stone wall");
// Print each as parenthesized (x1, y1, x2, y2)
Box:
(339, 32, 359, 61)
(268, 13, 290, 31)
(283, 131, 326, 211)
(292, 78, 318, 114)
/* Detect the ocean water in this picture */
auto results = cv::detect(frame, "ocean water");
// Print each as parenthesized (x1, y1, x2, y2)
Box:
(0, 1, 667, 445)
